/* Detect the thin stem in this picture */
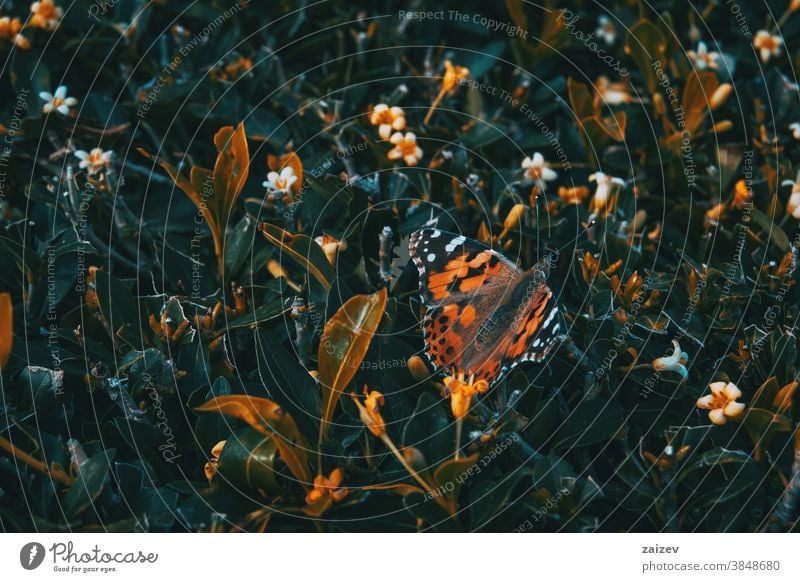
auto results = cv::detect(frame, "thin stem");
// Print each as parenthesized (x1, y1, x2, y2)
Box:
(0, 435, 74, 486)
(380, 433, 435, 494)
(777, 8, 793, 29)
(454, 416, 463, 460)
(423, 90, 446, 125)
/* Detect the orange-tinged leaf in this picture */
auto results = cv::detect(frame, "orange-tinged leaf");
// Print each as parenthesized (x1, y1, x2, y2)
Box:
(260, 222, 334, 290)
(189, 166, 218, 236)
(750, 377, 780, 411)
(577, 116, 613, 168)
(773, 381, 798, 415)
(189, 166, 213, 208)
(196, 394, 284, 431)
(567, 78, 594, 119)
(601, 111, 627, 141)
(532, 3, 569, 56)
(136, 148, 197, 203)
(139, 122, 250, 277)
(0, 293, 12, 368)
(624, 19, 667, 93)
(213, 123, 250, 214)
(682, 70, 719, 133)
(318, 288, 387, 442)
(195, 395, 311, 487)
(504, 0, 528, 32)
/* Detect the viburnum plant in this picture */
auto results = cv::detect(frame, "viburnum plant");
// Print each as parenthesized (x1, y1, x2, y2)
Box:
(1, 0, 800, 533)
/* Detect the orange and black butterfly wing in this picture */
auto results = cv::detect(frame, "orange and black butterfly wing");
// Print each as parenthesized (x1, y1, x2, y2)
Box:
(409, 229, 563, 385)
(409, 229, 521, 378)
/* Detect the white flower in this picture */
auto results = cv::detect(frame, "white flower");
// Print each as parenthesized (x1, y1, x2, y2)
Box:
(262, 167, 297, 193)
(588, 171, 625, 214)
(697, 381, 745, 425)
(521, 152, 558, 187)
(753, 30, 783, 64)
(369, 104, 406, 141)
(30, 0, 62, 31)
(39, 85, 77, 115)
(651, 339, 689, 380)
(595, 15, 616, 45)
(789, 122, 800, 140)
(595, 76, 631, 105)
(687, 42, 720, 70)
(388, 131, 423, 166)
(74, 148, 112, 176)
(315, 234, 347, 265)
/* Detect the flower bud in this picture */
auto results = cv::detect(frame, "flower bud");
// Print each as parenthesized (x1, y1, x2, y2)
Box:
(407, 355, 430, 382)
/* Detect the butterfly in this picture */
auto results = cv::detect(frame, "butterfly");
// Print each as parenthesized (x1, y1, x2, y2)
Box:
(409, 229, 563, 386)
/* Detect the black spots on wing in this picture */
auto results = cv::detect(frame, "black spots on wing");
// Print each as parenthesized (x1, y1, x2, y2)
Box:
(446, 346, 454, 355)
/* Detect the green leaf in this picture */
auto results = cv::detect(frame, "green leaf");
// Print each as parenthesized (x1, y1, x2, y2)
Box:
(402, 392, 453, 465)
(93, 270, 136, 336)
(254, 328, 320, 437)
(552, 398, 624, 453)
(469, 470, 527, 530)
(216, 428, 282, 496)
(750, 209, 790, 252)
(224, 299, 290, 332)
(432, 454, 480, 513)
(402, 492, 460, 532)
(63, 450, 116, 520)
(224, 214, 259, 278)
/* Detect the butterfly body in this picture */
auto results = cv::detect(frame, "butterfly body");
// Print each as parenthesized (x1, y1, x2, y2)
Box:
(409, 229, 562, 386)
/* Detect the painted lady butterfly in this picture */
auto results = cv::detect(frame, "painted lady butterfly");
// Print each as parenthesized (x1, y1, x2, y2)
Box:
(409, 229, 563, 386)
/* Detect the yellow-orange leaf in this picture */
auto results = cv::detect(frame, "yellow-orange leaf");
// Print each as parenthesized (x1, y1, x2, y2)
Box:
(260, 223, 334, 290)
(139, 122, 250, 277)
(195, 395, 311, 487)
(682, 70, 719, 133)
(0, 293, 12, 369)
(567, 78, 594, 119)
(213, 123, 251, 212)
(318, 288, 387, 442)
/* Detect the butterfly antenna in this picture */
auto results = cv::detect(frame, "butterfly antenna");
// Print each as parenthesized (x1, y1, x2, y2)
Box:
(533, 190, 541, 262)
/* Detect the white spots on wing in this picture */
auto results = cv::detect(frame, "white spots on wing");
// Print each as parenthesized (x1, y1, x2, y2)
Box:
(532, 339, 540, 347)
(542, 308, 557, 328)
(427, 253, 436, 262)
(445, 235, 466, 253)
(552, 323, 560, 333)
(430, 230, 441, 238)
